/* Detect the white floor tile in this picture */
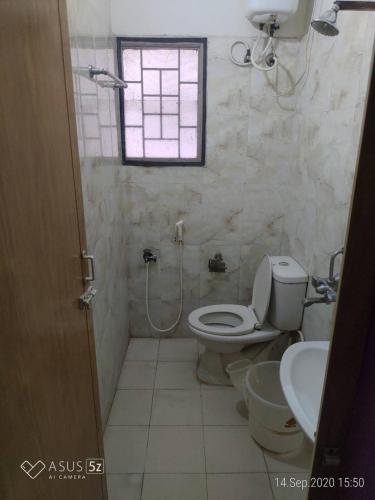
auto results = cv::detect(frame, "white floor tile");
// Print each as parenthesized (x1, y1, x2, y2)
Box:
(204, 426, 267, 473)
(270, 473, 310, 500)
(151, 389, 203, 425)
(207, 473, 273, 500)
(263, 438, 313, 473)
(202, 388, 248, 426)
(145, 426, 205, 473)
(107, 474, 143, 500)
(126, 339, 159, 361)
(155, 362, 200, 389)
(108, 390, 153, 426)
(118, 362, 156, 389)
(104, 426, 148, 473)
(142, 474, 207, 500)
(158, 338, 198, 361)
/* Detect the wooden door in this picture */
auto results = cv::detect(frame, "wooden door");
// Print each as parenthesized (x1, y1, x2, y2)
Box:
(0, 1, 106, 499)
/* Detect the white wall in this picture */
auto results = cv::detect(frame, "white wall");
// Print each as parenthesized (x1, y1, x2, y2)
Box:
(111, 0, 311, 38)
(67, 0, 112, 37)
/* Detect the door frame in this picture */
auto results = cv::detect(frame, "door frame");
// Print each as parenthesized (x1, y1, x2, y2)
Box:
(309, 44, 375, 498)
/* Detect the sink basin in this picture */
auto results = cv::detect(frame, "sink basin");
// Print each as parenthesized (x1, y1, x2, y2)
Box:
(280, 341, 330, 442)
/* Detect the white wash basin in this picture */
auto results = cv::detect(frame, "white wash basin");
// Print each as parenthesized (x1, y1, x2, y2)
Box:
(280, 341, 330, 442)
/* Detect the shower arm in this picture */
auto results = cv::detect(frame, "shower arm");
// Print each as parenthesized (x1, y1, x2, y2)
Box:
(88, 65, 128, 89)
(334, 1, 375, 11)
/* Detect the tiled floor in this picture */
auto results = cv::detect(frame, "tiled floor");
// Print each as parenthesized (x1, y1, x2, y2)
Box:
(105, 338, 313, 500)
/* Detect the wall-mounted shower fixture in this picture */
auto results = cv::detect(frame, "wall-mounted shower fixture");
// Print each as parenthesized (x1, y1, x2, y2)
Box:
(73, 65, 128, 89)
(311, 1, 375, 36)
(208, 253, 227, 273)
(303, 247, 344, 307)
(88, 65, 128, 88)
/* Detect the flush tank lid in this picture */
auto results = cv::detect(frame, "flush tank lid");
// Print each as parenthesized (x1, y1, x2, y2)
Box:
(270, 256, 308, 284)
(252, 255, 273, 326)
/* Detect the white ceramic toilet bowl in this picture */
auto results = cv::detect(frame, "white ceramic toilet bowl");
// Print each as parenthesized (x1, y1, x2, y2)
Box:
(187, 256, 308, 385)
(188, 304, 280, 353)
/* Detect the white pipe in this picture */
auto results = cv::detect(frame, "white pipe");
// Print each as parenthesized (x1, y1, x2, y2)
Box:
(145, 242, 183, 334)
(250, 34, 278, 72)
(229, 41, 252, 67)
(297, 330, 305, 342)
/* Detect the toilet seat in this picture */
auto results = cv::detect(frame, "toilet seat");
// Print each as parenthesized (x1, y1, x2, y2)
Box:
(189, 321, 280, 344)
(188, 304, 258, 336)
(188, 255, 274, 339)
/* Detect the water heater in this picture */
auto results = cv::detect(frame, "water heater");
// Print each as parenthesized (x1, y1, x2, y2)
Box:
(246, 0, 299, 28)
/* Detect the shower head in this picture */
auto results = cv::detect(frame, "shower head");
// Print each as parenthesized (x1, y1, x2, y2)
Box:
(311, 4, 340, 36)
(311, 2, 375, 37)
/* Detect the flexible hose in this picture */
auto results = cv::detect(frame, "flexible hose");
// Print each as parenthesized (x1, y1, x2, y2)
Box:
(229, 41, 252, 67)
(145, 242, 183, 333)
(250, 34, 278, 72)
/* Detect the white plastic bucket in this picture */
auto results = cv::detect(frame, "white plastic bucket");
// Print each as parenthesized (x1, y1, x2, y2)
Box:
(225, 359, 252, 394)
(245, 361, 303, 453)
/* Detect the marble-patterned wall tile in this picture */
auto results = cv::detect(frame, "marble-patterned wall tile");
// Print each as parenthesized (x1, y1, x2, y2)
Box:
(129, 298, 161, 337)
(120, 6, 373, 345)
(158, 244, 199, 302)
(66, 0, 129, 425)
(122, 36, 303, 336)
(282, 4, 374, 341)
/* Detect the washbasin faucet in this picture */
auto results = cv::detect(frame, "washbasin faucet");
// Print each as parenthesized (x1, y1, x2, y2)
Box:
(303, 246, 344, 307)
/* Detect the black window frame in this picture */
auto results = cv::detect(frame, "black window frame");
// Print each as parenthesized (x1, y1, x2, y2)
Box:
(117, 37, 207, 167)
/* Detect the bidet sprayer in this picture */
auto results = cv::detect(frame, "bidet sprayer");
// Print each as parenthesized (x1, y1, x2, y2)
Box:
(175, 220, 184, 244)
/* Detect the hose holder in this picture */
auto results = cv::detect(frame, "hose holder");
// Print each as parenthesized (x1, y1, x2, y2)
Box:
(208, 253, 227, 273)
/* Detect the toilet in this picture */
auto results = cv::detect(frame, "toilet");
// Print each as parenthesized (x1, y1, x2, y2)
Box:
(188, 256, 308, 384)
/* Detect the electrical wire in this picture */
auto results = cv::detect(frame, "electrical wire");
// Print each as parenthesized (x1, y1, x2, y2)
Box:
(266, 26, 315, 98)
(145, 242, 183, 334)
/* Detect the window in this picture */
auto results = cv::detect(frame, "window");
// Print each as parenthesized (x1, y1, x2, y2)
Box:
(117, 38, 207, 166)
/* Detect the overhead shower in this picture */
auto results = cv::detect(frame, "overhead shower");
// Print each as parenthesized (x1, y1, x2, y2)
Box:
(311, 1, 375, 36)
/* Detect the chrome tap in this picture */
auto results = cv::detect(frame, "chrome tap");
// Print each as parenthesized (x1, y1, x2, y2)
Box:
(328, 246, 344, 291)
(303, 247, 344, 307)
(303, 295, 332, 307)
